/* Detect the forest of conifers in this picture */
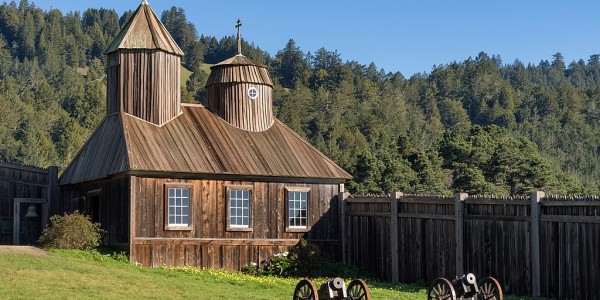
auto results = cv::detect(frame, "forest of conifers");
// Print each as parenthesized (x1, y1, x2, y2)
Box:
(0, 1, 598, 195)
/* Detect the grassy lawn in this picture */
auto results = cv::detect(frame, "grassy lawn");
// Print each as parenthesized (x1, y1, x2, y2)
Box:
(0, 249, 543, 299)
(0, 249, 424, 299)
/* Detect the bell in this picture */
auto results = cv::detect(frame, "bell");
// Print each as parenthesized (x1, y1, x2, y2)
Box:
(25, 204, 38, 218)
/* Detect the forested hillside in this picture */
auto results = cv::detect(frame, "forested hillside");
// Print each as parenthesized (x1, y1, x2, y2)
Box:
(0, 1, 598, 195)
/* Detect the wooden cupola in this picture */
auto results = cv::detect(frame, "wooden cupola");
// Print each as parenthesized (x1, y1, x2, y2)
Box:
(104, 0, 184, 126)
(205, 19, 274, 132)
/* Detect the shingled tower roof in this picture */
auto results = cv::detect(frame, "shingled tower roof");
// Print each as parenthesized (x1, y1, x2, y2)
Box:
(105, 0, 183, 56)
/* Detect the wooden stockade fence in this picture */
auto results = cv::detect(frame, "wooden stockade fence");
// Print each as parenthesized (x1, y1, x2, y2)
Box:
(0, 163, 59, 245)
(339, 191, 600, 299)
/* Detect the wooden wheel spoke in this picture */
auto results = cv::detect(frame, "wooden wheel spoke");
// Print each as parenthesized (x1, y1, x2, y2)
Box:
(478, 277, 503, 300)
(427, 278, 456, 300)
(293, 279, 318, 300)
(347, 279, 371, 300)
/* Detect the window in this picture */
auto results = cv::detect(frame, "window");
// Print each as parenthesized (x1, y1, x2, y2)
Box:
(164, 183, 193, 230)
(247, 86, 258, 99)
(286, 187, 310, 232)
(226, 185, 252, 231)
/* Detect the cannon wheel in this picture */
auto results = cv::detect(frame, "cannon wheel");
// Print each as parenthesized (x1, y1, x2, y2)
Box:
(347, 279, 371, 300)
(478, 277, 503, 300)
(293, 279, 319, 300)
(427, 278, 457, 300)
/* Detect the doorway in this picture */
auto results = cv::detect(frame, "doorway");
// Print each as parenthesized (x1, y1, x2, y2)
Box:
(13, 198, 47, 245)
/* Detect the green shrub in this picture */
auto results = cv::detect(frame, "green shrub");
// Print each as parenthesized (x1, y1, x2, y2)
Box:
(263, 252, 292, 276)
(241, 262, 261, 276)
(242, 239, 368, 279)
(287, 239, 323, 276)
(38, 211, 105, 250)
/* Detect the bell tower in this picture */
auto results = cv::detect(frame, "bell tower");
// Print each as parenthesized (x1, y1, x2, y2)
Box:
(105, 0, 184, 126)
(205, 20, 274, 131)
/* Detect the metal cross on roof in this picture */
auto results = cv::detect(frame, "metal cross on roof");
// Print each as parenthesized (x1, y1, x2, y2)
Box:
(236, 19, 242, 55)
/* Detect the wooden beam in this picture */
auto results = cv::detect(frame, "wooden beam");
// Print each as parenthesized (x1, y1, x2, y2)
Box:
(540, 200, 600, 207)
(464, 198, 530, 205)
(390, 191, 401, 283)
(397, 213, 455, 220)
(531, 191, 544, 298)
(339, 184, 348, 264)
(455, 193, 467, 276)
(346, 197, 391, 203)
(133, 237, 302, 246)
(345, 212, 391, 217)
(398, 198, 455, 205)
(540, 215, 600, 224)
(463, 215, 530, 222)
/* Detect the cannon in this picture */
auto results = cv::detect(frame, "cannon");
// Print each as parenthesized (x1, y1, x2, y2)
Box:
(293, 278, 370, 300)
(427, 273, 503, 300)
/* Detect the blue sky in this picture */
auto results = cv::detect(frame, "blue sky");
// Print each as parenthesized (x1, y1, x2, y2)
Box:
(15, 0, 600, 76)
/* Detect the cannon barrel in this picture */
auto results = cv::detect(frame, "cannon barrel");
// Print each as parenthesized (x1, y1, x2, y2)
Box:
(318, 277, 347, 299)
(465, 273, 476, 285)
(452, 273, 479, 298)
(329, 278, 345, 290)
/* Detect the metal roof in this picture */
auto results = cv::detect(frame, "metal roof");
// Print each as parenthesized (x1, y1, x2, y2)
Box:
(59, 105, 351, 185)
(105, 1, 183, 56)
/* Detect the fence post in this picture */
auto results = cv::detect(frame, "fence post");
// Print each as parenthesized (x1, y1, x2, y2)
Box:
(455, 193, 467, 276)
(531, 191, 544, 297)
(47, 166, 59, 218)
(390, 191, 402, 283)
(338, 184, 349, 264)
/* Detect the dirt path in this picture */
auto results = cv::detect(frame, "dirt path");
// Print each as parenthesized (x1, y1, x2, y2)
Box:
(0, 246, 48, 256)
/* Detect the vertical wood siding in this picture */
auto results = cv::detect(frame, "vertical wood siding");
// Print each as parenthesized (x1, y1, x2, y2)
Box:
(60, 177, 131, 247)
(344, 196, 392, 281)
(207, 83, 273, 131)
(462, 196, 531, 296)
(130, 177, 340, 270)
(0, 164, 57, 244)
(342, 194, 600, 298)
(539, 197, 600, 299)
(106, 50, 181, 126)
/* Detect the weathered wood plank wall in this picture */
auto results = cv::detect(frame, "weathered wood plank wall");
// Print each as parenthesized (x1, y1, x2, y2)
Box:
(539, 196, 600, 299)
(0, 163, 58, 244)
(342, 192, 600, 299)
(344, 195, 392, 280)
(398, 195, 456, 283)
(130, 177, 340, 270)
(206, 82, 273, 131)
(106, 50, 181, 125)
(463, 195, 532, 296)
(60, 177, 130, 248)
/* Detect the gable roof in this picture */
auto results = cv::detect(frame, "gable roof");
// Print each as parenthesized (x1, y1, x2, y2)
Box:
(105, 2, 183, 56)
(59, 104, 351, 185)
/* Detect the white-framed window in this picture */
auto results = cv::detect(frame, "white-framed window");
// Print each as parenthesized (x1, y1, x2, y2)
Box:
(164, 183, 193, 230)
(247, 86, 258, 99)
(285, 187, 310, 232)
(226, 185, 252, 231)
